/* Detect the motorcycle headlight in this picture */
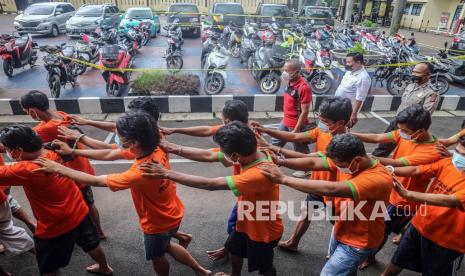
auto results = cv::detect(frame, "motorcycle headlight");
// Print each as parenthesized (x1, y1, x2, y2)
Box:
(324, 59, 331, 67)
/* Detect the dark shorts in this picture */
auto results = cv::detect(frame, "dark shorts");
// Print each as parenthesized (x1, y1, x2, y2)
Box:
(80, 186, 95, 207)
(386, 204, 414, 235)
(34, 213, 100, 275)
(224, 230, 280, 275)
(306, 193, 325, 209)
(391, 224, 464, 275)
(144, 227, 178, 260)
(227, 203, 238, 235)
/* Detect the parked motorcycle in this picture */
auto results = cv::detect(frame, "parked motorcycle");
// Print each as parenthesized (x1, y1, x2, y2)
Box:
(40, 44, 78, 98)
(202, 31, 230, 95)
(223, 22, 243, 58)
(164, 20, 183, 71)
(239, 23, 261, 68)
(0, 32, 37, 77)
(299, 47, 334, 94)
(100, 44, 133, 96)
(74, 33, 100, 75)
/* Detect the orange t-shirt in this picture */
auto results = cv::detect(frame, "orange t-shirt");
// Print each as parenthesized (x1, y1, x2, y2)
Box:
(305, 128, 337, 182)
(106, 148, 184, 234)
(0, 150, 88, 238)
(225, 152, 284, 243)
(389, 130, 441, 210)
(0, 155, 6, 203)
(210, 124, 223, 135)
(110, 143, 137, 160)
(411, 158, 465, 253)
(33, 111, 71, 143)
(327, 159, 393, 249)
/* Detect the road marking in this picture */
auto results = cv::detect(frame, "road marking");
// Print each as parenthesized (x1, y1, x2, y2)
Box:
(103, 133, 115, 144)
(369, 111, 390, 125)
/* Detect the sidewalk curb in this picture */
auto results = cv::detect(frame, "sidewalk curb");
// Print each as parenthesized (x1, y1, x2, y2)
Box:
(1, 95, 463, 115)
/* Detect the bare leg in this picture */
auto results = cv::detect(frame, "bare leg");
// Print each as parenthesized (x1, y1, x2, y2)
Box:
(151, 256, 170, 276)
(207, 246, 229, 261)
(278, 216, 310, 252)
(0, 265, 11, 276)
(166, 242, 211, 276)
(85, 245, 113, 275)
(381, 262, 403, 276)
(174, 231, 192, 248)
(230, 254, 243, 276)
(12, 208, 36, 233)
(89, 205, 106, 240)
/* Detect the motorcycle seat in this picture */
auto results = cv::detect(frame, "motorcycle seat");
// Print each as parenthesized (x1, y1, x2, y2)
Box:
(15, 38, 28, 50)
(449, 59, 465, 68)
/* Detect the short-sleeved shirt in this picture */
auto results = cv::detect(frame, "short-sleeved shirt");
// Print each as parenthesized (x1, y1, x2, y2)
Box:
(304, 128, 337, 182)
(0, 155, 6, 204)
(225, 152, 284, 243)
(283, 76, 312, 129)
(106, 149, 184, 234)
(388, 130, 441, 210)
(411, 158, 465, 253)
(0, 150, 89, 238)
(210, 125, 223, 135)
(396, 82, 438, 115)
(33, 111, 72, 143)
(334, 68, 371, 106)
(326, 159, 393, 249)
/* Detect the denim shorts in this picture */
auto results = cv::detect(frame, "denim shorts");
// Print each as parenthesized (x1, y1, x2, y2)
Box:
(143, 227, 178, 260)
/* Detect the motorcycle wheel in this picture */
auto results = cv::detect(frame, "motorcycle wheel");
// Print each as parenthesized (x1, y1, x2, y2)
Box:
(142, 34, 150, 46)
(247, 56, 254, 70)
(204, 73, 225, 95)
(310, 73, 332, 95)
(430, 76, 450, 95)
(166, 56, 183, 72)
(106, 82, 122, 97)
(49, 74, 61, 98)
(259, 73, 281, 94)
(231, 44, 240, 58)
(75, 59, 88, 75)
(386, 74, 411, 96)
(3, 60, 13, 78)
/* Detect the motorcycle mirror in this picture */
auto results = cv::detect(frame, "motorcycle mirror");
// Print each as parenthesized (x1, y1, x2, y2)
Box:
(444, 41, 448, 48)
(382, 30, 385, 34)
(410, 32, 414, 36)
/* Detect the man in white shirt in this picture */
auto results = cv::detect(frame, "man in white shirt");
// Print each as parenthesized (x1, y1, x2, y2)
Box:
(335, 53, 372, 128)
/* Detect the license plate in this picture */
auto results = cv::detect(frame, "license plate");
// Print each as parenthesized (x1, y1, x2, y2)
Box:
(181, 27, 190, 31)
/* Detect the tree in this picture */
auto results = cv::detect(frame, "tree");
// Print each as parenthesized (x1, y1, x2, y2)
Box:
(389, 0, 407, 35)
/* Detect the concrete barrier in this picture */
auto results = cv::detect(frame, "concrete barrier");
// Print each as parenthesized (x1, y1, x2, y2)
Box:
(1, 95, 464, 115)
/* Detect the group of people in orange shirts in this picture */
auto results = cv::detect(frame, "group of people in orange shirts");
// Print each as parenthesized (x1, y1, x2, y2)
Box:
(0, 90, 464, 276)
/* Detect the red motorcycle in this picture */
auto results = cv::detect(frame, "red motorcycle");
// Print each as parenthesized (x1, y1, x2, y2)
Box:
(100, 44, 133, 97)
(0, 32, 37, 77)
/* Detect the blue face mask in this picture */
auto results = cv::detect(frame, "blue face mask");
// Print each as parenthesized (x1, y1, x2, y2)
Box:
(318, 120, 329, 133)
(452, 152, 465, 172)
(114, 135, 126, 149)
(399, 130, 412, 140)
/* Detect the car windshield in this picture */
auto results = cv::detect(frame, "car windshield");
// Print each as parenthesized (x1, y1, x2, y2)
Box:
(24, 5, 54, 15)
(262, 6, 289, 17)
(215, 4, 244, 15)
(169, 5, 198, 13)
(76, 6, 103, 17)
(126, 9, 152, 19)
(305, 8, 332, 18)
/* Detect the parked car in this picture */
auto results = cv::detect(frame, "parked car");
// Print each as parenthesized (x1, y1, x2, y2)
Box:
(14, 2, 75, 37)
(167, 3, 201, 38)
(210, 2, 245, 27)
(449, 32, 465, 56)
(299, 6, 335, 27)
(66, 4, 120, 37)
(254, 3, 292, 28)
(119, 8, 160, 38)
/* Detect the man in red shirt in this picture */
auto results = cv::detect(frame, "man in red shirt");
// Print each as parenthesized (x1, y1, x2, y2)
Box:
(275, 59, 313, 177)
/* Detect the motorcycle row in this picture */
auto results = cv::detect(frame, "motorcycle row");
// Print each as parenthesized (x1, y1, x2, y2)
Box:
(0, 20, 153, 98)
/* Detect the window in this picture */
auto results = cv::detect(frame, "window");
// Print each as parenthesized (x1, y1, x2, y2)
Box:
(63, 4, 75, 13)
(403, 3, 411, 15)
(111, 6, 119, 14)
(104, 6, 112, 14)
(411, 4, 423, 16)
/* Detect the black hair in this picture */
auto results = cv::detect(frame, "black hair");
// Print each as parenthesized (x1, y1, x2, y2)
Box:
(127, 97, 160, 122)
(326, 133, 366, 163)
(222, 100, 249, 123)
(213, 121, 257, 156)
(461, 119, 465, 130)
(346, 52, 364, 64)
(395, 104, 431, 132)
(459, 135, 465, 147)
(0, 125, 42, 152)
(319, 97, 352, 124)
(116, 112, 160, 153)
(20, 90, 49, 112)
(417, 62, 434, 74)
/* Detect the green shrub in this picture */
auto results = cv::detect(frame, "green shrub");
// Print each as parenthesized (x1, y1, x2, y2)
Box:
(348, 42, 368, 55)
(131, 72, 200, 95)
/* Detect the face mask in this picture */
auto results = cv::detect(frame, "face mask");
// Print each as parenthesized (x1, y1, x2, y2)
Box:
(336, 158, 359, 175)
(6, 150, 13, 161)
(411, 75, 422, 83)
(345, 64, 353, 71)
(6, 149, 21, 161)
(399, 130, 412, 140)
(28, 110, 40, 121)
(114, 135, 129, 149)
(318, 120, 329, 133)
(224, 153, 239, 164)
(281, 71, 290, 82)
(452, 152, 465, 172)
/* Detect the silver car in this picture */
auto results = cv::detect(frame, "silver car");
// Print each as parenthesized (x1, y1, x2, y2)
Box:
(14, 2, 75, 37)
(66, 4, 120, 38)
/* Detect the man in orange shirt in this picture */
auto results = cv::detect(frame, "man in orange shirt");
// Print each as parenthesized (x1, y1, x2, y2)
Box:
(20, 90, 106, 239)
(34, 112, 211, 276)
(138, 121, 283, 276)
(259, 133, 393, 275)
(0, 125, 112, 276)
(352, 105, 442, 269)
(382, 135, 465, 276)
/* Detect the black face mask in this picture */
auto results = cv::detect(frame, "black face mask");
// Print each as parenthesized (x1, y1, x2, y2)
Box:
(345, 64, 353, 71)
(411, 75, 423, 83)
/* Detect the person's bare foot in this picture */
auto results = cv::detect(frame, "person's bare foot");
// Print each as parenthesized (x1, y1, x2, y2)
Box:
(358, 256, 376, 270)
(278, 239, 298, 252)
(98, 232, 107, 240)
(178, 233, 192, 248)
(206, 247, 228, 261)
(197, 269, 212, 276)
(0, 244, 5, 254)
(86, 264, 113, 275)
(392, 233, 402, 245)
(213, 272, 230, 276)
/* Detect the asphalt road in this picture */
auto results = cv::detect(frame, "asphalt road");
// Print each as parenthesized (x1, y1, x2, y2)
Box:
(1, 114, 464, 275)
(1, 14, 465, 99)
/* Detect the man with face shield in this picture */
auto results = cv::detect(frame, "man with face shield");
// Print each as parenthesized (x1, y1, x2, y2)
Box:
(372, 62, 439, 158)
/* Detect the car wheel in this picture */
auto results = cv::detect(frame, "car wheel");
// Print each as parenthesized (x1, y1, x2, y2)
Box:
(51, 25, 59, 37)
(157, 25, 161, 34)
(193, 27, 201, 38)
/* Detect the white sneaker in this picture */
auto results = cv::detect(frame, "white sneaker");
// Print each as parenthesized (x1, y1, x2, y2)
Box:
(292, 171, 311, 178)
